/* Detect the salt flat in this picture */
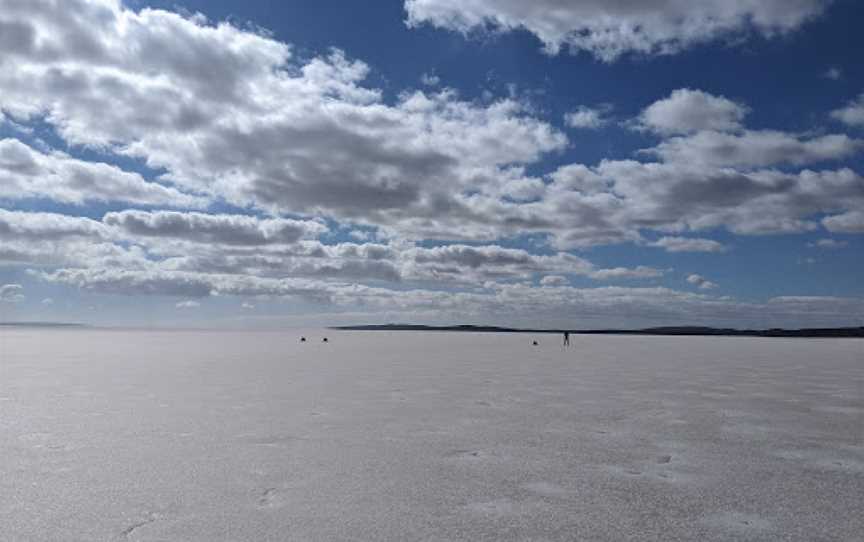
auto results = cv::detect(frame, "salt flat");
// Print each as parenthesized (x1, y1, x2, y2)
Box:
(0, 329, 862, 541)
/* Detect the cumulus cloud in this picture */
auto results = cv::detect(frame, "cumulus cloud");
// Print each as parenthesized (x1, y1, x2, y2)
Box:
(808, 238, 848, 249)
(37, 268, 336, 302)
(0, 1, 566, 234)
(564, 105, 612, 129)
(0, 238, 146, 269)
(150, 240, 402, 283)
(145, 239, 663, 286)
(544, 161, 864, 243)
(403, 244, 664, 282)
(1, 2, 859, 252)
(642, 130, 863, 168)
(687, 274, 718, 290)
(823, 67, 842, 80)
(0, 209, 106, 241)
(421, 72, 441, 86)
(822, 210, 864, 233)
(651, 237, 727, 253)
(0, 209, 150, 269)
(404, 0, 829, 61)
(103, 210, 327, 246)
(0, 283, 24, 303)
(637, 89, 749, 135)
(540, 275, 569, 287)
(589, 266, 665, 280)
(2, 201, 669, 292)
(38, 268, 216, 298)
(831, 93, 864, 127)
(0, 139, 203, 207)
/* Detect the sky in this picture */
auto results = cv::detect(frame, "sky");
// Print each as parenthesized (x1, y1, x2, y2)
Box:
(1, 0, 863, 329)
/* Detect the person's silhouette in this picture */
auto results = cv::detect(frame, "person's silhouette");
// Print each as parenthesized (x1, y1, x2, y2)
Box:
(563, 331, 570, 346)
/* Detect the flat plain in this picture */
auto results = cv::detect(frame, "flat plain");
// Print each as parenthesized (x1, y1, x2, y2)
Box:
(1, 329, 862, 541)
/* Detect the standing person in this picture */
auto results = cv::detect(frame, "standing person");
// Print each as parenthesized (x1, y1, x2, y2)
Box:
(563, 331, 570, 346)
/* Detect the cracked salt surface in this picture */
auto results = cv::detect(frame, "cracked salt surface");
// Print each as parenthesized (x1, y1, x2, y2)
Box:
(0, 329, 861, 541)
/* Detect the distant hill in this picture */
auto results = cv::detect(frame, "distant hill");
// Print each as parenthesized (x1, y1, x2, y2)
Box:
(333, 324, 864, 338)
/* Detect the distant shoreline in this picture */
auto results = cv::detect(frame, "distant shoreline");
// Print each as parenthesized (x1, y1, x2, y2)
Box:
(332, 324, 864, 338)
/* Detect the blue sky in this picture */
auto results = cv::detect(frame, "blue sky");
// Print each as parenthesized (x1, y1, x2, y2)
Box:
(0, 0, 862, 328)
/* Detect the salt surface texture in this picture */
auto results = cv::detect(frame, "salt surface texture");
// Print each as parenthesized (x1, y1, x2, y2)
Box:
(1, 329, 862, 541)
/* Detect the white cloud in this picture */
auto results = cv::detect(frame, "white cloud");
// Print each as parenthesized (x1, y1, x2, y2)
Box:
(403, 244, 664, 282)
(831, 93, 864, 127)
(39, 268, 216, 298)
(151, 241, 403, 283)
(687, 274, 718, 290)
(822, 210, 864, 233)
(0, 1, 566, 233)
(348, 230, 373, 241)
(637, 89, 749, 135)
(2, 2, 859, 253)
(545, 161, 864, 243)
(651, 237, 727, 253)
(0, 209, 150, 269)
(0, 238, 147, 269)
(686, 274, 704, 285)
(37, 268, 338, 302)
(536, 90, 863, 245)
(0, 283, 24, 303)
(103, 210, 327, 246)
(564, 105, 611, 129)
(151, 240, 664, 285)
(0, 209, 107, 240)
(5, 142, 860, 286)
(823, 67, 842, 80)
(642, 130, 863, 168)
(175, 300, 201, 309)
(405, 0, 829, 61)
(589, 266, 665, 280)
(421, 72, 440, 86)
(0, 139, 204, 207)
(808, 238, 848, 249)
(540, 275, 568, 287)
